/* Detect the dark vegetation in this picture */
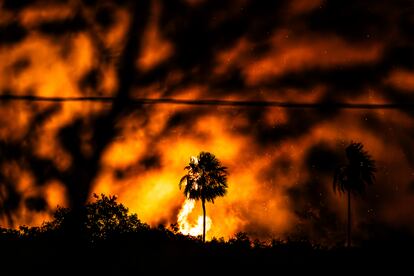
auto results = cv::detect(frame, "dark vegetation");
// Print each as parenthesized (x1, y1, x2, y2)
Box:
(333, 142, 377, 247)
(179, 152, 228, 243)
(0, 194, 411, 275)
(1, 0, 414, 274)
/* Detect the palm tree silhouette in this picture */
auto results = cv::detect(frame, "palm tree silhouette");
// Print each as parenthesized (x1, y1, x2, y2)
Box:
(179, 152, 228, 243)
(333, 142, 376, 247)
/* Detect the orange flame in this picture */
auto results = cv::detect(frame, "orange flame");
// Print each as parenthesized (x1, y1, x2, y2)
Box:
(1, 1, 414, 243)
(177, 199, 212, 238)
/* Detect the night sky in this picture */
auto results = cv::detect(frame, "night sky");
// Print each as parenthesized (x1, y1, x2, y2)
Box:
(1, 0, 414, 244)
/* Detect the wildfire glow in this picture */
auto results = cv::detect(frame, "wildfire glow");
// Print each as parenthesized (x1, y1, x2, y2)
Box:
(1, 1, 414, 244)
(177, 199, 212, 237)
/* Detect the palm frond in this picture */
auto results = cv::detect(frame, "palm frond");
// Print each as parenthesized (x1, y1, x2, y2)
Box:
(179, 175, 188, 190)
(333, 142, 376, 196)
(179, 151, 229, 203)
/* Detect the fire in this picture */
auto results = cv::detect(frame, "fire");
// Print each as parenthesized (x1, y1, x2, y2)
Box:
(1, 0, 414, 244)
(177, 199, 212, 238)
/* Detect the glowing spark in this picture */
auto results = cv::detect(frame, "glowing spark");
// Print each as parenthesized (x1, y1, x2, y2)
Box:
(177, 199, 212, 237)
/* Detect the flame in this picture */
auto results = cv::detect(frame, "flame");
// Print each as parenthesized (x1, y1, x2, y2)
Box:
(177, 199, 212, 238)
(1, 1, 414, 242)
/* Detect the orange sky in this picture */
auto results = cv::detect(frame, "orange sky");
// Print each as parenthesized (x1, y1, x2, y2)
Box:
(1, 0, 414, 243)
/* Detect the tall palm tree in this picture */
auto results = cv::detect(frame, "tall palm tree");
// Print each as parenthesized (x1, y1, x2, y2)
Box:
(179, 152, 228, 242)
(333, 142, 376, 247)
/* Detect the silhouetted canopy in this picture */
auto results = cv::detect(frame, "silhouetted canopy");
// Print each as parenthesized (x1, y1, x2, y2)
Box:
(333, 142, 376, 195)
(179, 152, 228, 203)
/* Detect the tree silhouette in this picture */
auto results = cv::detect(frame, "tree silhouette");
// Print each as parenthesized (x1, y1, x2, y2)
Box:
(40, 193, 148, 242)
(333, 142, 376, 247)
(179, 152, 228, 243)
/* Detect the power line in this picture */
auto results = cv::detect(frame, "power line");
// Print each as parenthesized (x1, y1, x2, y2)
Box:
(1, 94, 414, 109)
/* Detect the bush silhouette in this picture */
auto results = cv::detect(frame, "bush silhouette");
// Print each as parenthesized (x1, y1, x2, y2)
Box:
(39, 193, 149, 242)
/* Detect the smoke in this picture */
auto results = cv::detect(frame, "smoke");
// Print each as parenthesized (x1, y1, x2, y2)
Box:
(1, 0, 414, 243)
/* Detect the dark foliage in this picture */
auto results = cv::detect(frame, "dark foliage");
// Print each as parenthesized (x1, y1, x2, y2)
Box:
(179, 152, 228, 203)
(0, 194, 411, 275)
(179, 151, 228, 242)
(334, 142, 377, 195)
(333, 142, 377, 247)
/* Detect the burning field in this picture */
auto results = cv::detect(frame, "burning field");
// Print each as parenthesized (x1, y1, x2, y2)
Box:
(1, 0, 414, 244)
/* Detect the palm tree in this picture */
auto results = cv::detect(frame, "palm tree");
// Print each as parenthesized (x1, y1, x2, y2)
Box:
(333, 142, 376, 247)
(179, 152, 228, 242)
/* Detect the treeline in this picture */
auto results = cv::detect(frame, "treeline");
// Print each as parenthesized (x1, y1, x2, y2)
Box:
(0, 194, 410, 274)
(0, 194, 316, 246)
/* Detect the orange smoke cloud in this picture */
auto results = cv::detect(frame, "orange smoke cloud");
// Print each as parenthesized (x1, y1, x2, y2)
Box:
(385, 69, 414, 92)
(20, 4, 74, 27)
(1, 1, 414, 244)
(288, 0, 323, 15)
(218, 31, 383, 85)
(91, 107, 312, 240)
(137, 0, 173, 71)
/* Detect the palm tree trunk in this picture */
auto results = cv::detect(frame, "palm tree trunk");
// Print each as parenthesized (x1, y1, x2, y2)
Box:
(347, 189, 351, 247)
(202, 198, 206, 243)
